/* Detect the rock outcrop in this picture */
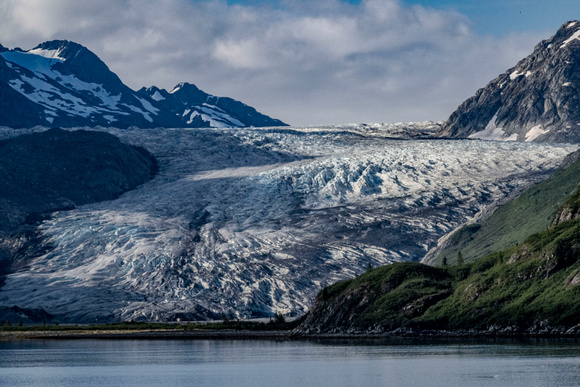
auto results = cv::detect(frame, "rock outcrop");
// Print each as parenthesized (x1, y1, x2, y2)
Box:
(438, 21, 580, 143)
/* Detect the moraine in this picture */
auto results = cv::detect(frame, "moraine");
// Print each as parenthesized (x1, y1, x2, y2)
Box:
(0, 123, 576, 322)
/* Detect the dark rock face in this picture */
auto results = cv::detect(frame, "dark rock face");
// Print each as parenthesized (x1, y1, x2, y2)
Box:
(0, 128, 157, 278)
(438, 21, 580, 143)
(0, 40, 286, 129)
(0, 56, 46, 128)
(0, 128, 157, 232)
(0, 306, 54, 325)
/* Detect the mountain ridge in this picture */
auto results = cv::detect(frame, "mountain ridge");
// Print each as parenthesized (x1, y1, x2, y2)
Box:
(438, 21, 580, 143)
(0, 40, 286, 129)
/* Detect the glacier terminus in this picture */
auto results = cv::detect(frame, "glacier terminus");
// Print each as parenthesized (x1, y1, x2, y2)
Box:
(0, 123, 576, 322)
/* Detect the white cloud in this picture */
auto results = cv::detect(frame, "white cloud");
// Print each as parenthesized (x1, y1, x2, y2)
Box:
(0, 0, 546, 125)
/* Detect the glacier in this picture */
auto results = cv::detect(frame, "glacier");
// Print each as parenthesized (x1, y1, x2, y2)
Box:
(0, 123, 576, 323)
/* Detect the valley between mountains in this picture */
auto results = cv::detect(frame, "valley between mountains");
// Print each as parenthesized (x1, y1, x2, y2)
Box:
(2, 21, 580, 329)
(0, 124, 575, 323)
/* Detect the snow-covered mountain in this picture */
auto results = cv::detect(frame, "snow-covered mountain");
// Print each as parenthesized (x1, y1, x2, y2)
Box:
(0, 123, 575, 323)
(0, 40, 285, 129)
(138, 83, 286, 128)
(438, 21, 580, 143)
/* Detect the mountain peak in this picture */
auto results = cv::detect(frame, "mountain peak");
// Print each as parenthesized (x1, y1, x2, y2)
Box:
(0, 40, 287, 129)
(33, 40, 83, 58)
(140, 86, 168, 102)
(438, 21, 580, 143)
(24, 40, 103, 69)
(554, 20, 580, 45)
(170, 82, 201, 94)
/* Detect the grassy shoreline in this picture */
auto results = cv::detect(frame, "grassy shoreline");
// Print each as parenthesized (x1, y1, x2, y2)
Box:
(1, 324, 580, 341)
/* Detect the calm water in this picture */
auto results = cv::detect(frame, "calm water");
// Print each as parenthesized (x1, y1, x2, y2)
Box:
(0, 338, 579, 386)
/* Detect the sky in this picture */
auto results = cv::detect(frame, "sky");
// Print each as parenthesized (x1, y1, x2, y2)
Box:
(0, 0, 578, 126)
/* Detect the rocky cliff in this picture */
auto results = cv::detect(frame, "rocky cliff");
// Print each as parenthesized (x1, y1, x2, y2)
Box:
(438, 21, 580, 143)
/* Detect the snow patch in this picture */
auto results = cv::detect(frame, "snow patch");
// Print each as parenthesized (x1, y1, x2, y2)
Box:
(170, 83, 184, 94)
(198, 104, 245, 127)
(151, 91, 165, 101)
(469, 111, 516, 141)
(8, 76, 98, 118)
(509, 70, 532, 80)
(123, 103, 153, 122)
(187, 111, 200, 124)
(138, 97, 159, 115)
(561, 29, 580, 48)
(1, 50, 61, 76)
(27, 48, 66, 61)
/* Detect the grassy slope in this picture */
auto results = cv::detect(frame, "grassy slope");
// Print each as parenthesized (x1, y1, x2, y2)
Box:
(433, 155, 580, 265)
(303, 216, 580, 332)
(316, 263, 454, 331)
(420, 218, 580, 330)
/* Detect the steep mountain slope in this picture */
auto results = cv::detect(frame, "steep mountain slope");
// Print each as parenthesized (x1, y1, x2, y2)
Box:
(0, 128, 157, 232)
(297, 191, 580, 335)
(0, 128, 157, 283)
(0, 41, 285, 128)
(423, 150, 580, 265)
(438, 21, 580, 143)
(0, 124, 573, 323)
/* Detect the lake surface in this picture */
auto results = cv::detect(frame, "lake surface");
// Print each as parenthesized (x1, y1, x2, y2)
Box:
(0, 338, 579, 386)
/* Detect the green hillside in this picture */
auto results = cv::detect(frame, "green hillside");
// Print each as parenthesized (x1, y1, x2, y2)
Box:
(432, 153, 580, 265)
(297, 204, 580, 334)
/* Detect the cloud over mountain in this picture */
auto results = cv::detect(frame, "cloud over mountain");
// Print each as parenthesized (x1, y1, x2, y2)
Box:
(0, 0, 545, 125)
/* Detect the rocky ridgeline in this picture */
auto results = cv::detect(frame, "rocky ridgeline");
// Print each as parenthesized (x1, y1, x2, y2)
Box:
(0, 40, 286, 129)
(438, 21, 580, 143)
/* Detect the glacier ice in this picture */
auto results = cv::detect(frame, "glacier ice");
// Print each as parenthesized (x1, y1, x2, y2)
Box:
(0, 123, 576, 322)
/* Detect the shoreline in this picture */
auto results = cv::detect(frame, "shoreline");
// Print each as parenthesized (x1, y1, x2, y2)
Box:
(2, 329, 580, 341)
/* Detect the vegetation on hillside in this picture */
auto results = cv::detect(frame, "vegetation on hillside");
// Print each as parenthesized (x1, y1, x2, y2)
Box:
(299, 215, 580, 334)
(432, 152, 580, 265)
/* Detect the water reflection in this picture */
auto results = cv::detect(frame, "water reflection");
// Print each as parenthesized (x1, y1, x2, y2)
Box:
(0, 338, 579, 386)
